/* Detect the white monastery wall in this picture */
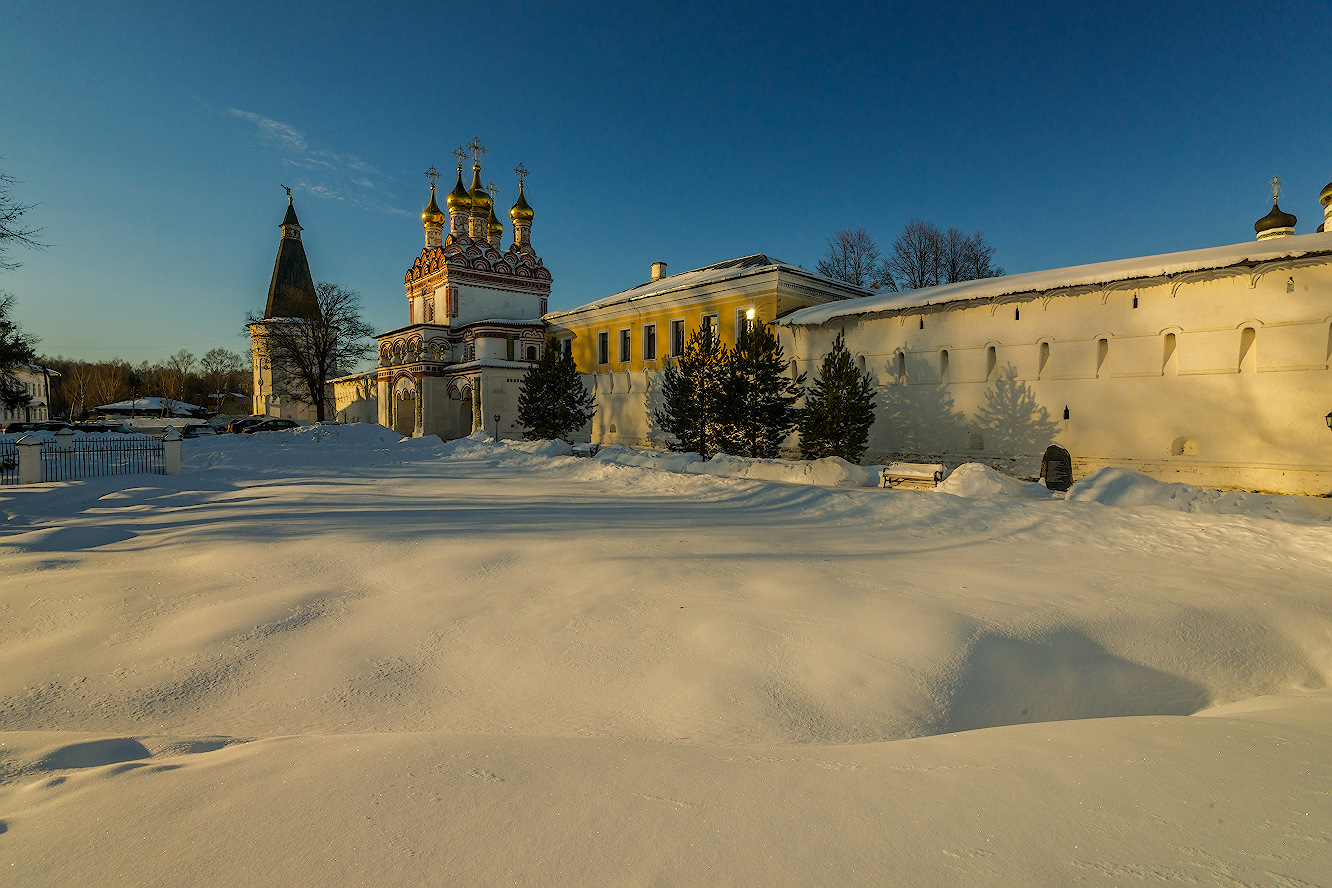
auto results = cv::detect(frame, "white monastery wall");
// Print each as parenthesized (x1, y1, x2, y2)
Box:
(783, 258, 1332, 493)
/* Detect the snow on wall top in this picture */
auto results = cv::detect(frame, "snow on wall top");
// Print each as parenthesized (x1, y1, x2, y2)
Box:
(547, 254, 869, 319)
(781, 231, 1332, 327)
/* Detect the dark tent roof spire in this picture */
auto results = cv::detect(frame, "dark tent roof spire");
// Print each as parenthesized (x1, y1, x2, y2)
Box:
(264, 189, 319, 319)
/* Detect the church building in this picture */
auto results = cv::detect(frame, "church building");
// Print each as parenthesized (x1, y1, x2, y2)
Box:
(372, 142, 551, 438)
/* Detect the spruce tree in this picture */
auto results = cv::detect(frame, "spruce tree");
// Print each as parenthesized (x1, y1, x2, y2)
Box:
(716, 320, 804, 458)
(797, 329, 876, 463)
(653, 325, 729, 455)
(517, 337, 595, 441)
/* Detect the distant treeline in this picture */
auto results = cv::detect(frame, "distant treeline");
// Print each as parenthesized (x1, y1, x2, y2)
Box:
(39, 347, 252, 418)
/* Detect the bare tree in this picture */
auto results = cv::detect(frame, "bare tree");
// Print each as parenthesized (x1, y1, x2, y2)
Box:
(88, 361, 129, 409)
(160, 349, 195, 413)
(200, 347, 245, 412)
(0, 163, 45, 272)
(957, 229, 1004, 281)
(61, 361, 91, 419)
(883, 220, 1004, 290)
(246, 281, 375, 421)
(817, 227, 887, 288)
(885, 219, 944, 290)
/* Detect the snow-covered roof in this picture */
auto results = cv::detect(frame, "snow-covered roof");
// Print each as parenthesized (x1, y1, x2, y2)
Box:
(97, 396, 204, 414)
(782, 231, 1332, 326)
(548, 254, 869, 319)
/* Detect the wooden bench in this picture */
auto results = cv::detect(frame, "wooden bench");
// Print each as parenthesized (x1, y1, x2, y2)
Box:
(880, 462, 945, 490)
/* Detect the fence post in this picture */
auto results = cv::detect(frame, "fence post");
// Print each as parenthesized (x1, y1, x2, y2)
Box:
(163, 427, 182, 475)
(16, 434, 43, 484)
(56, 427, 75, 453)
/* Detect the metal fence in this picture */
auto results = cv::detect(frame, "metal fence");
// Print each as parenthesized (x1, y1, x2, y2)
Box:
(0, 442, 17, 485)
(39, 436, 166, 482)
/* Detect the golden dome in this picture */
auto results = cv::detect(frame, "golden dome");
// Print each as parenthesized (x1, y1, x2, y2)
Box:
(421, 185, 445, 227)
(468, 165, 492, 213)
(487, 203, 503, 238)
(1320, 180, 1332, 208)
(510, 182, 534, 224)
(446, 169, 471, 212)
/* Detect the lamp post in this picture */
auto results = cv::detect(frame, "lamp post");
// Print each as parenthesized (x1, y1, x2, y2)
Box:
(494, 413, 501, 442)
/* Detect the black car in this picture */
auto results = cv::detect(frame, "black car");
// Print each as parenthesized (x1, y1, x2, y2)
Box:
(226, 417, 266, 434)
(243, 419, 301, 433)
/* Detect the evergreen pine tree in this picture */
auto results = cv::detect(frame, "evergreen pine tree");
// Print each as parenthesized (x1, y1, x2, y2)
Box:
(716, 320, 804, 458)
(517, 337, 595, 441)
(653, 325, 729, 455)
(797, 329, 877, 463)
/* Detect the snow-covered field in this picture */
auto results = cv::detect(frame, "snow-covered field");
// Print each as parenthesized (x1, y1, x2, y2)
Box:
(1, 425, 1329, 886)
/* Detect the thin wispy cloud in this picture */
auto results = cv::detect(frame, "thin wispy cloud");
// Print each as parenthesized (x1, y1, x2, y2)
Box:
(228, 109, 408, 216)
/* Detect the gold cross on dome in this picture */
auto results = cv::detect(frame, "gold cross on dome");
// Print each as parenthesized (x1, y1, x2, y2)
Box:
(1270, 175, 1282, 202)
(281, 184, 292, 199)
(452, 145, 467, 170)
(424, 166, 440, 187)
(513, 162, 528, 186)
(487, 181, 498, 201)
(467, 137, 487, 166)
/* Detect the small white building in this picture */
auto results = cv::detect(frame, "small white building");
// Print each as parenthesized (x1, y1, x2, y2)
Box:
(779, 182, 1332, 494)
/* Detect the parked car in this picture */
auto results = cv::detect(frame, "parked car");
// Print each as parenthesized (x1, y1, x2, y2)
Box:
(181, 424, 218, 438)
(226, 417, 266, 434)
(243, 418, 301, 433)
(1, 422, 38, 434)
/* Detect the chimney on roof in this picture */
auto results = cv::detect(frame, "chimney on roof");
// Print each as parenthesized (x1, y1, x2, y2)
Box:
(651, 261, 667, 282)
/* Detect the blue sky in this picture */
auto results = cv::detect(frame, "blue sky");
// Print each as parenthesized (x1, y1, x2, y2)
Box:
(2, 1, 1329, 362)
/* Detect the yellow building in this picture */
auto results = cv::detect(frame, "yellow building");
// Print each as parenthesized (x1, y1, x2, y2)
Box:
(544, 255, 866, 446)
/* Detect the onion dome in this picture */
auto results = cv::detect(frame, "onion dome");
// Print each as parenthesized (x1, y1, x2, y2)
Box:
(1254, 202, 1297, 238)
(1320, 180, 1332, 208)
(446, 168, 471, 212)
(487, 203, 503, 240)
(510, 182, 534, 224)
(421, 185, 444, 227)
(468, 165, 492, 214)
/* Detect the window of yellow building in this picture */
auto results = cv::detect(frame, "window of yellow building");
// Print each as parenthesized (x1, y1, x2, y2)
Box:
(643, 324, 657, 361)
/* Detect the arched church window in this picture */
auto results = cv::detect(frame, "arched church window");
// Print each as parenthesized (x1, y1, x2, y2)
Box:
(939, 349, 949, 383)
(1163, 333, 1177, 375)
(986, 346, 997, 380)
(526, 345, 537, 361)
(1038, 341, 1050, 378)
(1096, 338, 1109, 377)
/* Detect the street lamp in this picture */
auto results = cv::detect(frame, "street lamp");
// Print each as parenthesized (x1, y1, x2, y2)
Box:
(494, 413, 501, 442)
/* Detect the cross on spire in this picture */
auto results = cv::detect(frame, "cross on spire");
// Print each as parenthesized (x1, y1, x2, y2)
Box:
(281, 184, 292, 200)
(487, 181, 498, 200)
(1270, 175, 1282, 203)
(467, 137, 487, 166)
(513, 162, 528, 187)
(452, 145, 467, 170)
(425, 166, 440, 188)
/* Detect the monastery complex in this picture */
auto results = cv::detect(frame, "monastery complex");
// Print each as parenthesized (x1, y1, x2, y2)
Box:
(252, 149, 1332, 495)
